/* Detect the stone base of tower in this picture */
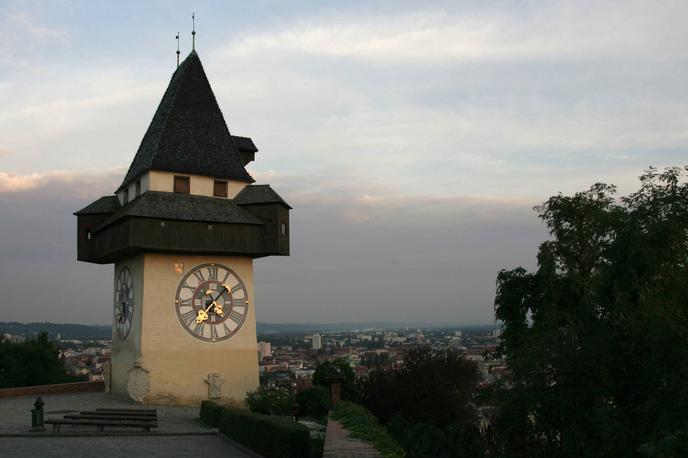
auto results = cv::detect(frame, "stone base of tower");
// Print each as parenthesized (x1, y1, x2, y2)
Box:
(109, 253, 260, 406)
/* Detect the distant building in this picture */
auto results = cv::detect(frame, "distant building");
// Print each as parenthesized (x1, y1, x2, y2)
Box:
(258, 341, 272, 359)
(2, 334, 25, 344)
(312, 334, 322, 350)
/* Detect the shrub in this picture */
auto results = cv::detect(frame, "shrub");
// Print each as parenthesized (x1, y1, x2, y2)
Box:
(387, 415, 485, 458)
(331, 401, 405, 458)
(313, 359, 359, 401)
(296, 386, 331, 420)
(245, 385, 295, 416)
(200, 400, 223, 428)
(219, 408, 310, 458)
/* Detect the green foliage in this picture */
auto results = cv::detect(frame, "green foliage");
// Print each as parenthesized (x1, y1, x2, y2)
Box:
(0, 332, 78, 388)
(312, 358, 358, 401)
(493, 167, 688, 457)
(199, 400, 223, 427)
(296, 386, 331, 420)
(359, 346, 480, 427)
(387, 415, 485, 458)
(331, 401, 405, 458)
(637, 425, 688, 457)
(245, 385, 295, 416)
(219, 408, 310, 458)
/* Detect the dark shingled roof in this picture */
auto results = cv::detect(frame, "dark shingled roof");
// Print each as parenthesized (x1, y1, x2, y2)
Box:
(94, 191, 263, 232)
(234, 185, 292, 209)
(74, 196, 121, 215)
(117, 51, 254, 192)
(232, 135, 258, 153)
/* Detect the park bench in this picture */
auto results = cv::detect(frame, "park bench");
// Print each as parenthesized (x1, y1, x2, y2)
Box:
(45, 408, 158, 432)
(79, 410, 157, 417)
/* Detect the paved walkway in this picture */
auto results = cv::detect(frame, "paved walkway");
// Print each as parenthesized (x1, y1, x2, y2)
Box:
(323, 419, 381, 458)
(0, 392, 254, 457)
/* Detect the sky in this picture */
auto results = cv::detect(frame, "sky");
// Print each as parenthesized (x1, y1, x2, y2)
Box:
(1, 0, 687, 325)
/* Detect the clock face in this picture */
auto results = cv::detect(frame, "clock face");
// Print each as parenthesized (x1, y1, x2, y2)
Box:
(114, 267, 134, 340)
(174, 263, 249, 343)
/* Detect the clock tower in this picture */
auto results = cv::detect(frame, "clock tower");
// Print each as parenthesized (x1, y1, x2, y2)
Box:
(74, 51, 291, 405)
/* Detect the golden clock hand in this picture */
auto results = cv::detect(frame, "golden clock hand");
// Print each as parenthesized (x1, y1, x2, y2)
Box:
(196, 309, 209, 324)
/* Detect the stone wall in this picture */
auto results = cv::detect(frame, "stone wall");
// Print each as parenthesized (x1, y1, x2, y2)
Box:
(0, 381, 104, 399)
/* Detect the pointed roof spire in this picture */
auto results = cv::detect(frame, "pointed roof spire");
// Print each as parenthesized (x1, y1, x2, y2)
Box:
(117, 52, 254, 192)
(176, 32, 180, 67)
(192, 12, 196, 51)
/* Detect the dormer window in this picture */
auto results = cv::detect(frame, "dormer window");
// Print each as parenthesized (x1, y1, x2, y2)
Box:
(213, 180, 228, 197)
(135, 179, 141, 197)
(174, 175, 190, 194)
(123, 189, 129, 204)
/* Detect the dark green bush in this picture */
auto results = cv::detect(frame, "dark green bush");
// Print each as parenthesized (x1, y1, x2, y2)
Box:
(245, 385, 295, 416)
(296, 386, 331, 420)
(219, 408, 310, 458)
(200, 400, 223, 428)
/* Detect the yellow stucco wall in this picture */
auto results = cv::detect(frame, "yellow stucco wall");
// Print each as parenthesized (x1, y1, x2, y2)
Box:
(110, 253, 259, 405)
(148, 171, 248, 198)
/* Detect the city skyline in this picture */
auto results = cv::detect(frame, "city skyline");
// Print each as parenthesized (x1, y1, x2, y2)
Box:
(1, 1, 687, 324)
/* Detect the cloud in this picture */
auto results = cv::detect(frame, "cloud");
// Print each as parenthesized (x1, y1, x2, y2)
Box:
(0, 168, 123, 196)
(222, 3, 688, 62)
(8, 11, 69, 41)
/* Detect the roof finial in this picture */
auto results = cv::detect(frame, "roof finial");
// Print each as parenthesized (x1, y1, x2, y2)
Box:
(192, 12, 196, 51)
(176, 32, 180, 67)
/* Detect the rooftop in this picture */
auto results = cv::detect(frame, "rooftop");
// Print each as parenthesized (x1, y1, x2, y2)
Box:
(118, 51, 254, 192)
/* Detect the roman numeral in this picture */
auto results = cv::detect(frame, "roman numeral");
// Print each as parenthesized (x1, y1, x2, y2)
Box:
(210, 326, 219, 340)
(193, 270, 205, 283)
(207, 267, 218, 280)
(178, 297, 191, 307)
(181, 310, 196, 325)
(231, 284, 243, 294)
(223, 323, 232, 336)
(221, 271, 230, 283)
(182, 281, 195, 293)
(193, 322, 205, 336)
(229, 310, 243, 324)
(234, 298, 246, 307)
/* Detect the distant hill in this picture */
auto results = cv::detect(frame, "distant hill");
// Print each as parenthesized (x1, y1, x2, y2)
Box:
(0, 321, 494, 340)
(0, 322, 111, 340)
(256, 321, 494, 334)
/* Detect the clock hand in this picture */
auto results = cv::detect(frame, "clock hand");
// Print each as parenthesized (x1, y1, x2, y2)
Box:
(204, 286, 230, 316)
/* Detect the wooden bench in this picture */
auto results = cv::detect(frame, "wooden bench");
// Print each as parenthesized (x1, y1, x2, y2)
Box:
(64, 414, 157, 422)
(79, 410, 157, 417)
(45, 407, 158, 432)
(96, 408, 157, 413)
(45, 418, 157, 432)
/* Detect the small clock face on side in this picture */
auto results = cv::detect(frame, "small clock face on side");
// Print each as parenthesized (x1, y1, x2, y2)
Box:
(114, 267, 134, 340)
(174, 263, 249, 343)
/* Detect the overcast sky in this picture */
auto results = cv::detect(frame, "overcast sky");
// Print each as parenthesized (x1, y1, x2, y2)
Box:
(1, 0, 686, 325)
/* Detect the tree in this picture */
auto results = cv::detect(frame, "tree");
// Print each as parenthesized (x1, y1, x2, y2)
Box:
(0, 332, 78, 388)
(312, 358, 358, 401)
(493, 167, 688, 457)
(358, 347, 484, 457)
(295, 386, 331, 420)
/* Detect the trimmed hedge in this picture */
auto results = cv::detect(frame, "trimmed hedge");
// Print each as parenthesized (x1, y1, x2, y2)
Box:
(200, 400, 223, 428)
(331, 401, 405, 458)
(219, 408, 310, 458)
